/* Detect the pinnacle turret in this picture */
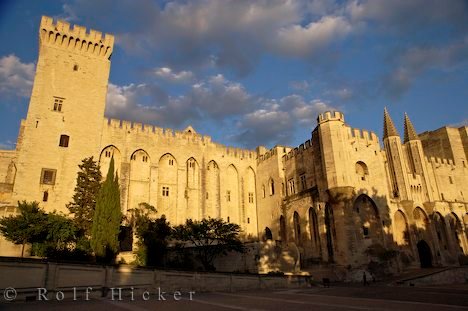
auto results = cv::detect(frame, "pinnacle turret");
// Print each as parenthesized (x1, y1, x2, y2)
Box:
(383, 107, 399, 139)
(403, 113, 419, 143)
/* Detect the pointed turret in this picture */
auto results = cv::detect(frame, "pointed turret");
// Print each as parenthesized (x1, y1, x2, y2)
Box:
(383, 107, 399, 139)
(403, 113, 419, 143)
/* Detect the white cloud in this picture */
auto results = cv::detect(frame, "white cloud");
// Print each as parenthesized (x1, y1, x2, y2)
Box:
(0, 54, 35, 98)
(154, 67, 194, 83)
(274, 15, 353, 57)
(106, 75, 334, 148)
(63, 0, 356, 74)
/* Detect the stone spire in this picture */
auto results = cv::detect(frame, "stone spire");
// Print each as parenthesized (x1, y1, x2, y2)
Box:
(383, 107, 399, 139)
(403, 113, 419, 143)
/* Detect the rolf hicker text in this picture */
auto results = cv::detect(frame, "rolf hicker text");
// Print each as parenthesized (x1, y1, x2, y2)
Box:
(35, 287, 195, 301)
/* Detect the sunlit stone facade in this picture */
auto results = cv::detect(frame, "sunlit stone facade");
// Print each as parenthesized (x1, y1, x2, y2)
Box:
(0, 17, 467, 270)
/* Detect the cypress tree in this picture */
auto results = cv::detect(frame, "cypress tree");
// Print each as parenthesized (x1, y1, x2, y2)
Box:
(67, 157, 102, 236)
(91, 157, 122, 263)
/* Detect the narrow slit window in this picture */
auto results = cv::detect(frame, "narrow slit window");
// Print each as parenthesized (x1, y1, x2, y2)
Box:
(42, 191, 49, 202)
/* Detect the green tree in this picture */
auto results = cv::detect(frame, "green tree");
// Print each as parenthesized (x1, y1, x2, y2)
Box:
(133, 207, 172, 266)
(172, 218, 244, 271)
(91, 157, 122, 263)
(0, 201, 79, 258)
(67, 156, 102, 236)
(0, 201, 48, 257)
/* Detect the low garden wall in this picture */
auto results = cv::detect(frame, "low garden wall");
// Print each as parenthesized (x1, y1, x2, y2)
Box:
(0, 257, 310, 301)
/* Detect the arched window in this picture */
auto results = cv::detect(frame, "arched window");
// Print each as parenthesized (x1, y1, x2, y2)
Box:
(293, 211, 301, 245)
(269, 178, 275, 195)
(262, 185, 266, 198)
(355, 161, 369, 181)
(309, 208, 320, 249)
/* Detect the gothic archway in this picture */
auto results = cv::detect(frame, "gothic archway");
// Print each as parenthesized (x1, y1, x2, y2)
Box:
(417, 240, 432, 268)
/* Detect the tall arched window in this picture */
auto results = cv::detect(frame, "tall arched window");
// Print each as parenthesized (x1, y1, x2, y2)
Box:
(309, 208, 320, 249)
(269, 178, 275, 195)
(293, 211, 301, 245)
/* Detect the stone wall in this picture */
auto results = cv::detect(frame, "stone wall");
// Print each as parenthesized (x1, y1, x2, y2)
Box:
(0, 259, 310, 301)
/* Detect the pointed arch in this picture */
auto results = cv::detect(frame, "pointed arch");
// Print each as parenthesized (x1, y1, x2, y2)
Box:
(293, 211, 301, 245)
(99, 145, 121, 177)
(225, 164, 240, 224)
(130, 149, 151, 179)
(185, 157, 200, 220)
(355, 161, 369, 181)
(244, 166, 257, 232)
(308, 207, 321, 254)
(353, 194, 383, 243)
(433, 212, 449, 252)
(394, 210, 411, 249)
(268, 177, 275, 195)
(448, 213, 464, 253)
(206, 160, 220, 218)
(157, 153, 178, 218)
(127, 149, 151, 213)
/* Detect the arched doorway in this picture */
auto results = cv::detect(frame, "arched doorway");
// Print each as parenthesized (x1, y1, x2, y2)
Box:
(417, 240, 432, 268)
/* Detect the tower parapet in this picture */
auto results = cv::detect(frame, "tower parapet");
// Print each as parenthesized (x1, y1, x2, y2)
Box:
(39, 16, 114, 59)
(317, 111, 345, 124)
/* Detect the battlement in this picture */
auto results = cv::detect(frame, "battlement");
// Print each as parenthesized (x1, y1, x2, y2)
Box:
(257, 147, 278, 163)
(39, 16, 114, 59)
(104, 118, 256, 159)
(283, 139, 313, 162)
(426, 156, 456, 168)
(317, 111, 345, 124)
(347, 127, 379, 143)
(257, 145, 292, 163)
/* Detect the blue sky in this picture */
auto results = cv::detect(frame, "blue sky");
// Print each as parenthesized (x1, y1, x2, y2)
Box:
(0, 0, 467, 150)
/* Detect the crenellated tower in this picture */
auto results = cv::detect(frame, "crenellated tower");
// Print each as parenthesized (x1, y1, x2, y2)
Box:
(383, 108, 410, 200)
(317, 111, 352, 189)
(13, 16, 114, 212)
